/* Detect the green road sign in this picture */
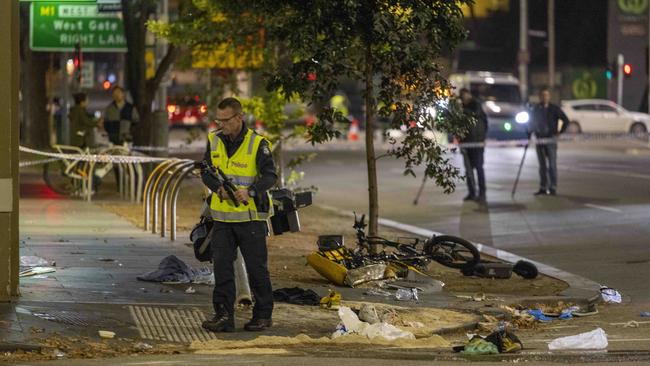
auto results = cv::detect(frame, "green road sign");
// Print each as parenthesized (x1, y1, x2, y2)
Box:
(30, 1, 127, 52)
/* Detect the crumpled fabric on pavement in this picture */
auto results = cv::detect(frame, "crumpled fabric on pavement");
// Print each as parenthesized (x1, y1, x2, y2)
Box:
(461, 337, 499, 355)
(273, 287, 321, 306)
(137, 255, 202, 283)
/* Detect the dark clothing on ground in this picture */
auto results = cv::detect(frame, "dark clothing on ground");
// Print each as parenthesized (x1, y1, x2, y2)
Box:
(210, 220, 273, 319)
(273, 287, 321, 306)
(460, 99, 488, 198)
(529, 102, 567, 191)
(103, 101, 139, 144)
(529, 103, 569, 138)
(68, 105, 99, 148)
(202, 123, 278, 321)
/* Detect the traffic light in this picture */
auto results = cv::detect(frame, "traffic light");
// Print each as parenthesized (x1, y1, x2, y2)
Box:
(73, 42, 83, 83)
(605, 66, 614, 80)
(623, 63, 632, 78)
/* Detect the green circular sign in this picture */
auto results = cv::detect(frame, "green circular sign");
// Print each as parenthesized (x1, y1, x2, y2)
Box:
(618, 0, 649, 15)
(572, 72, 598, 99)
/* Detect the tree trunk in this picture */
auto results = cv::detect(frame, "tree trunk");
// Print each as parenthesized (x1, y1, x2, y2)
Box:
(364, 44, 379, 249)
(20, 4, 50, 149)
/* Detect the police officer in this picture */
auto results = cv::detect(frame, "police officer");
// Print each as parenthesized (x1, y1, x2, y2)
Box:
(200, 97, 278, 332)
(529, 88, 569, 196)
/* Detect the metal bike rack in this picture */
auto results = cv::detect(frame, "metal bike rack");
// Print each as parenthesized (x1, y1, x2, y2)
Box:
(150, 159, 187, 234)
(159, 161, 195, 237)
(168, 163, 200, 241)
(143, 159, 176, 231)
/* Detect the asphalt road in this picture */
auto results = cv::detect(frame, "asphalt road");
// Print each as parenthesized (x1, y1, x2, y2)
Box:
(288, 140, 650, 303)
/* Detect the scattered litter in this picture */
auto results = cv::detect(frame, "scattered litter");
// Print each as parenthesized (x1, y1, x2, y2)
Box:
(528, 309, 554, 322)
(640, 312, 650, 317)
(364, 288, 393, 297)
(19, 267, 56, 277)
(623, 321, 639, 328)
(460, 337, 499, 355)
(20, 256, 50, 267)
(344, 264, 387, 287)
(406, 321, 425, 328)
(333, 306, 415, 341)
(320, 289, 341, 310)
(600, 286, 622, 304)
(559, 306, 581, 320)
(98, 330, 116, 339)
(548, 328, 608, 351)
(53, 349, 66, 359)
(97, 258, 116, 262)
(395, 288, 419, 302)
(134, 342, 153, 351)
(358, 304, 380, 324)
(185, 286, 196, 294)
(273, 287, 320, 306)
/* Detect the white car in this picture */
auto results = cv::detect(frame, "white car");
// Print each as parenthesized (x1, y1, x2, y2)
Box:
(561, 99, 649, 135)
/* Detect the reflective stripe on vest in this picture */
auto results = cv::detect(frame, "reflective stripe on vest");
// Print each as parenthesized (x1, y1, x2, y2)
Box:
(207, 129, 273, 223)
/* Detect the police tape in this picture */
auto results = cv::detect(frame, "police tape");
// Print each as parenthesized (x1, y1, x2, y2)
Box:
(19, 146, 189, 166)
(18, 157, 62, 168)
(451, 132, 650, 149)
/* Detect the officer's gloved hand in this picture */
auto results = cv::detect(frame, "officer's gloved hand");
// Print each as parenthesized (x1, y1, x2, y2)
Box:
(201, 169, 222, 193)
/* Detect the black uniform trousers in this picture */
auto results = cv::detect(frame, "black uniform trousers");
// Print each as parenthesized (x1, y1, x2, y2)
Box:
(210, 220, 273, 319)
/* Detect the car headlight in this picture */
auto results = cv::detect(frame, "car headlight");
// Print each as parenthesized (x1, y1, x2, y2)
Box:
(515, 111, 529, 124)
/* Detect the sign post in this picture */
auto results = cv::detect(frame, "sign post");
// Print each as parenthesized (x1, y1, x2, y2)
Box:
(30, 1, 127, 52)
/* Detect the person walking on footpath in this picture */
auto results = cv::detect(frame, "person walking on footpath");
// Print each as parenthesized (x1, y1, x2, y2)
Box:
(102, 86, 139, 145)
(529, 88, 569, 196)
(458, 88, 488, 202)
(200, 97, 278, 332)
(68, 93, 100, 148)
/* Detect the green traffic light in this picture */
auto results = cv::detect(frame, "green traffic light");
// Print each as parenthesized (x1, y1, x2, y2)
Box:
(504, 122, 512, 132)
(606, 70, 613, 80)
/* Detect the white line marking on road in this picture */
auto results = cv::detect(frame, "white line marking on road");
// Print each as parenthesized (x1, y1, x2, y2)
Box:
(584, 203, 622, 213)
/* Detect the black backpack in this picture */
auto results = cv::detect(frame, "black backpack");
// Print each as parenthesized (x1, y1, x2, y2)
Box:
(190, 217, 214, 262)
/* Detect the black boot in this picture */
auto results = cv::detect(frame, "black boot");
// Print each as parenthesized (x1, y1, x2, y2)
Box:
(244, 318, 273, 331)
(202, 305, 235, 332)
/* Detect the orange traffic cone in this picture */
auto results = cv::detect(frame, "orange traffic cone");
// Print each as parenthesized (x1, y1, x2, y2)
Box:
(347, 118, 359, 141)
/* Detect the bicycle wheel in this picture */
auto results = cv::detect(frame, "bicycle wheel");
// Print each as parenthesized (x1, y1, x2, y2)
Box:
(43, 160, 76, 195)
(424, 235, 480, 269)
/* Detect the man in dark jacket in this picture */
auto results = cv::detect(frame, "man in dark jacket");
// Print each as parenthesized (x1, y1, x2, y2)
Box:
(102, 86, 139, 145)
(458, 88, 488, 202)
(529, 88, 569, 196)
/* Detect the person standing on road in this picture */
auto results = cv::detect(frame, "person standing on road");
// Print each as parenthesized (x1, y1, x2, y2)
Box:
(529, 88, 569, 196)
(458, 88, 488, 202)
(200, 97, 278, 333)
(103, 86, 139, 145)
(68, 92, 100, 148)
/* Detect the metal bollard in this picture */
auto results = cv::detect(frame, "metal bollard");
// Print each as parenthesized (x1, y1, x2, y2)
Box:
(234, 248, 253, 306)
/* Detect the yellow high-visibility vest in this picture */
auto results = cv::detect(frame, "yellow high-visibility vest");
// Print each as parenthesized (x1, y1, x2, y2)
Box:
(207, 129, 273, 222)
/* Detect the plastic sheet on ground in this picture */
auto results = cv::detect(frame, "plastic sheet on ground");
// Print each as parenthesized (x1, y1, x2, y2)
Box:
(137, 255, 214, 284)
(548, 328, 608, 351)
(332, 306, 415, 341)
(20, 256, 50, 267)
(600, 286, 622, 304)
(19, 267, 56, 277)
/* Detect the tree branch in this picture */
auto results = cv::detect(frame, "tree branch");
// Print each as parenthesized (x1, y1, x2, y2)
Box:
(146, 44, 180, 98)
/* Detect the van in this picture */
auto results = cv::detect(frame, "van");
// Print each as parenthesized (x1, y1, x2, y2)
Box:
(449, 71, 530, 140)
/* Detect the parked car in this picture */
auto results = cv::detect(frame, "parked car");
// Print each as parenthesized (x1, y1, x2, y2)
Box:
(167, 95, 208, 128)
(561, 99, 649, 135)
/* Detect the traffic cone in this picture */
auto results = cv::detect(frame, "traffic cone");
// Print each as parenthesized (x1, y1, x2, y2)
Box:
(255, 119, 264, 133)
(347, 118, 359, 141)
